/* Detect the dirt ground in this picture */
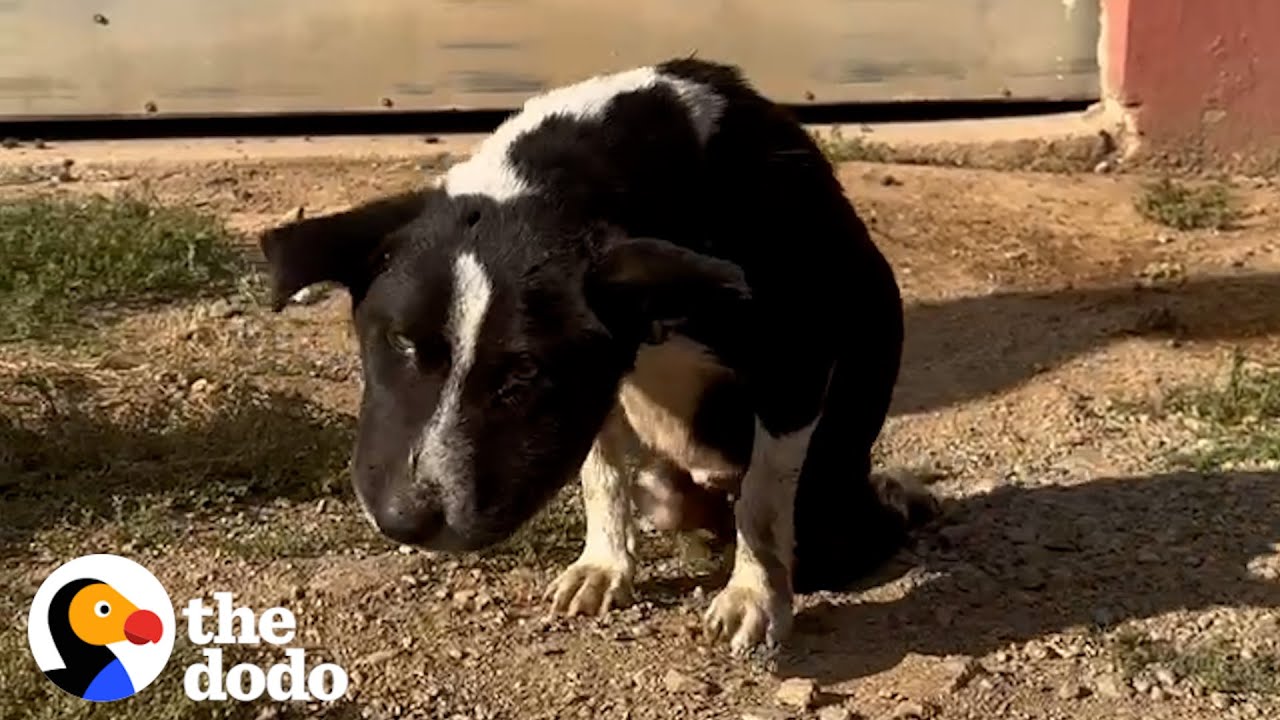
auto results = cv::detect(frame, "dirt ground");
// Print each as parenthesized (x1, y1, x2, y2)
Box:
(2, 135, 1279, 720)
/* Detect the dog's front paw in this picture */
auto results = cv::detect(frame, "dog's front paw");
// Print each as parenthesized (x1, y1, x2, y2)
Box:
(545, 561, 634, 617)
(702, 583, 793, 656)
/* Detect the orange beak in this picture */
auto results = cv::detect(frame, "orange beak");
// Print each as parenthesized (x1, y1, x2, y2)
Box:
(123, 609, 162, 644)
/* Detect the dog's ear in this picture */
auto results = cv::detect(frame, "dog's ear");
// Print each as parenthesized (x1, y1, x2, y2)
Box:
(258, 190, 427, 311)
(585, 236, 751, 346)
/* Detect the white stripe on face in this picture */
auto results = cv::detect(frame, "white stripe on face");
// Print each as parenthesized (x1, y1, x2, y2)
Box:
(413, 251, 493, 520)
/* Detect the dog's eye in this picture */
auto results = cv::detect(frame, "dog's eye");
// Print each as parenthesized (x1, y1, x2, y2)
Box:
(495, 357, 539, 404)
(387, 331, 416, 358)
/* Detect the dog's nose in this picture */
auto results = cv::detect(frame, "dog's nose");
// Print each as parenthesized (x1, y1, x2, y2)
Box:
(372, 500, 445, 546)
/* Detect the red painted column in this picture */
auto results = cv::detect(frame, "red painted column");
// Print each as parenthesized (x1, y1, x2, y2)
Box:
(1104, 0, 1280, 161)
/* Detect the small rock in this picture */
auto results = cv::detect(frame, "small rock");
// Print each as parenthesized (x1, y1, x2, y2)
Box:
(1132, 677, 1152, 694)
(940, 656, 985, 693)
(1093, 160, 1113, 174)
(452, 590, 477, 609)
(663, 669, 715, 695)
(1057, 681, 1089, 700)
(880, 174, 902, 187)
(32, 138, 46, 149)
(1153, 667, 1177, 687)
(1094, 675, 1127, 699)
(1149, 686, 1167, 701)
(0, 137, 19, 149)
(1210, 693, 1232, 710)
(189, 378, 211, 394)
(818, 707, 854, 720)
(354, 649, 400, 667)
(774, 678, 818, 710)
(210, 299, 245, 318)
(741, 708, 792, 720)
(884, 700, 931, 719)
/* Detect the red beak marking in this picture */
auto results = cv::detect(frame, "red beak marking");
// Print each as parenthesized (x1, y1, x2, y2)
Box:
(123, 609, 163, 644)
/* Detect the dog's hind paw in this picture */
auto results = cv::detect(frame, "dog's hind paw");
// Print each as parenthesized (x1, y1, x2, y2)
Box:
(545, 561, 634, 617)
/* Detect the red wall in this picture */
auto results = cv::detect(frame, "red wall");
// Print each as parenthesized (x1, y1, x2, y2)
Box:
(1105, 0, 1280, 157)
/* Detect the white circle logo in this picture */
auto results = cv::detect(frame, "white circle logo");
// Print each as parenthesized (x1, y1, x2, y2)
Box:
(27, 554, 176, 702)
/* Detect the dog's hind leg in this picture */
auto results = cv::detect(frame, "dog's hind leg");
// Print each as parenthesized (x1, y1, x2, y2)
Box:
(791, 351, 939, 594)
(546, 407, 638, 616)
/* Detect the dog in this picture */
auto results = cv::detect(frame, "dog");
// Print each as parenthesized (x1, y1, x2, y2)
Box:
(258, 57, 937, 656)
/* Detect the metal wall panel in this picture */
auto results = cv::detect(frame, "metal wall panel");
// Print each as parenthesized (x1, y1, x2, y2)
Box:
(0, 0, 1100, 120)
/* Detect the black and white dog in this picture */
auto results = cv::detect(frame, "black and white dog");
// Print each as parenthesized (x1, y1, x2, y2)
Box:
(259, 57, 936, 655)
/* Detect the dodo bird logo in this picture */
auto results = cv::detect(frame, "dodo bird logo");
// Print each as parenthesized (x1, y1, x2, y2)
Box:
(28, 554, 176, 702)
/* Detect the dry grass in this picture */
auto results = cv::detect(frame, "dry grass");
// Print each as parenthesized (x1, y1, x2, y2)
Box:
(1111, 630, 1280, 697)
(1162, 352, 1280, 471)
(1134, 177, 1243, 231)
(0, 193, 251, 341)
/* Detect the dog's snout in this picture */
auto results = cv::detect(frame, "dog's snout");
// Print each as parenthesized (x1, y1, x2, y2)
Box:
(372, 498, 445, 546)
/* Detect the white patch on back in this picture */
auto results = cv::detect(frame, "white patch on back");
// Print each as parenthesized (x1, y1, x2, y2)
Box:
(444, 66, 726, 201)
(412, 251, 493, 520)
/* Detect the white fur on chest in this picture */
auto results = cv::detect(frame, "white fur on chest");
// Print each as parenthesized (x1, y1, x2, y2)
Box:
(617, 336, 741, 487)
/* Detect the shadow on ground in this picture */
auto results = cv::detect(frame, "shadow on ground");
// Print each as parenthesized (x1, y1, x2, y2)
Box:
(896, 272, 1280, 415)
(0, 377, 356, 554)
(781, 470, 1280, 683)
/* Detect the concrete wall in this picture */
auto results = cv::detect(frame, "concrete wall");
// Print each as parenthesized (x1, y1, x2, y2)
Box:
(0, 0, 1099, 119)
(1104, 0, 1280, 165)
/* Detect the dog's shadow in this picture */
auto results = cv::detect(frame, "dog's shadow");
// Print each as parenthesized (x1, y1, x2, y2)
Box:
(775, 470, 1280, 683)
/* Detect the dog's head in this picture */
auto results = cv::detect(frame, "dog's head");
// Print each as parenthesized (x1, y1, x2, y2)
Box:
(258, 189, 749, 551)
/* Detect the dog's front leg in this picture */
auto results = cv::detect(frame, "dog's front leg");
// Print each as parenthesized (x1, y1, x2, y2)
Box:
(704, 416, 814, 655)
(546, 409, 637, 616)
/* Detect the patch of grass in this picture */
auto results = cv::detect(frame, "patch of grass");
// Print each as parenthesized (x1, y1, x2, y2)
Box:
(1134, 176, 1243, 231)
(0, 370, 355, 556)
(215, 506, 383, 560)
(1111, 630, 1280, 696)
(812, 125, 894, 164)
(0, 193, 251, 341)
(1164, 351, 1280, 470)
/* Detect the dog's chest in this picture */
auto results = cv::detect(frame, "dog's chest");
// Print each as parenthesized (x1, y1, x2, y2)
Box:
(618, 336, 746, 486)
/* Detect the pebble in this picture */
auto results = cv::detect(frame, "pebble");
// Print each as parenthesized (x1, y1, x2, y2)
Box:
(1154, 667, 1177, 687)
(940, 655, 985, 693)
(741, 708, 792, 720)
(663, 669, 716, 696)
(1149, 686, 1167, 701)
(818, 707, 854, 720)
(774, 678, 818, 710)
(1131, 677, 1152, 694)
(1210, 693, 1232, 710)
(354, 649, 400, 667)
(883, 700, 931, 719)
(1057, 681, 1089, 700)
(1094, 675, 1127, 699)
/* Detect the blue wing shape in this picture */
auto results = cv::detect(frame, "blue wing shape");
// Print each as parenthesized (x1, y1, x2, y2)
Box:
(81, 657, 136, 702)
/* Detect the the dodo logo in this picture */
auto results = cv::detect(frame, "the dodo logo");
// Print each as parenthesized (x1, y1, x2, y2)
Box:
(27, 554, 175, 702)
